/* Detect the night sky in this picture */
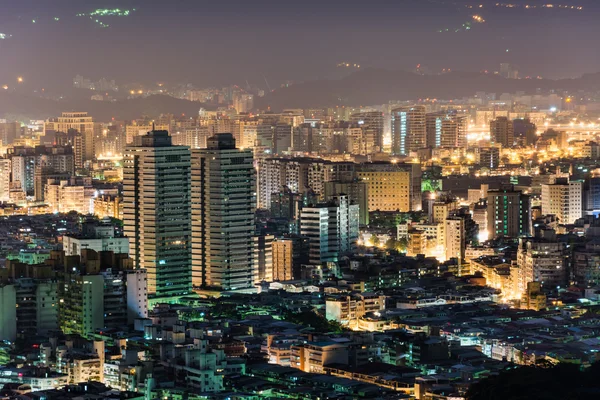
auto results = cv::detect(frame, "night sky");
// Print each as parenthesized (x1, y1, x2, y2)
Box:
(0, 0, 598, 89)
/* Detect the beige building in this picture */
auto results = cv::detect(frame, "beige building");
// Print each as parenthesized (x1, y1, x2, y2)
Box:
(125, 123, 169, 144)
(325, 292, 386, 328)
(357, 169, 411, 212)
(272, 239, 294, 281)
(93, 195, 122, 219)
(290, 341, 348, 373)
(55, 112, 95, 161)
(445, 217, 466, 263)
(44, 177, 94, 214)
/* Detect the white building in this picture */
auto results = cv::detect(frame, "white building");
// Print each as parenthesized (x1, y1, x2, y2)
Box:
(445, 217, 466, 263)
(541, 178, 583, 224)
(300, 195, 359, 265)
(0, 158, 10, 202)
(63, 223, 129, 256)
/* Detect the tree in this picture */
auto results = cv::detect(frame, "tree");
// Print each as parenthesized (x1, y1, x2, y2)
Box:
(282, 310, 346, 333)
(385, 238, 397, 251)
(370, 234, 380, 247)
(396, 237, 408, 252)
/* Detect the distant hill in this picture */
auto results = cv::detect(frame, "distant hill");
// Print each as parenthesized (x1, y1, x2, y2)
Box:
(0, 93, 210, 121)
(256, 69, 600, 111)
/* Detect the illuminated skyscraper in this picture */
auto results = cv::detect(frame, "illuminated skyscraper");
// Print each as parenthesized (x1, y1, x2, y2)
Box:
(123, 130, 192, 298)
(426, 112, 468, 148)
(191, 133, 256, 291)
(391, 105, 426, 155)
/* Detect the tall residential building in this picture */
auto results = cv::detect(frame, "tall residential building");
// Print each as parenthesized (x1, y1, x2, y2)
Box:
(490, 116, 514, 148)
(272, 236, 310, 281)
(585, 174, 600, 216)
(391, 105, 426, 155)
(254, 234, 274, 283)
(445, 217, 466, 264)
(541, 178, 583, 225)
(477, 147, 500, 169)
(0, 122, 21, 146)
(56, 250, 148, 337)
(350, 111, 384, 152)
(191, 133, 256, 291)
(425, 112, 467, 148)
(323, 180, 369, 226)
(10, 153, 36, 196)
(55, 112, 95, 162)
(487, 188, 531, 239)
(517, 231, 567, 294)
(299, 195, 359, 265)
(123, 130, 192, 298)
(0, 158, 11, 202)
(8, 145, 75, 199)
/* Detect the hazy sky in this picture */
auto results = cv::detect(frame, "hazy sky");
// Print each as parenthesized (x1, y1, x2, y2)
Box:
(0, 0, 598, 90)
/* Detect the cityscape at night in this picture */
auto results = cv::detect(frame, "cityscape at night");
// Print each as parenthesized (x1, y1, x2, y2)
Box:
(2, 0, 600, 399)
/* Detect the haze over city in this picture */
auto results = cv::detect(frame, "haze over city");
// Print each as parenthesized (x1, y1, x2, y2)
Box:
(1, 0, 600, 89)
(1, 1, 600, 400)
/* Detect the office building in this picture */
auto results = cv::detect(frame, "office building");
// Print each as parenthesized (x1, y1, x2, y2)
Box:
(191, 133, 256, 291)
(123, 130, 192, 298)
(477, 147, 500, 169)
(487, 188, 531, 239)
(356, 162, 421, 212)
(391, 105, 426, 155)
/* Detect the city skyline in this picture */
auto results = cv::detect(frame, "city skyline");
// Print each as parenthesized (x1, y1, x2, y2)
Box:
(1, 1, 600, 399)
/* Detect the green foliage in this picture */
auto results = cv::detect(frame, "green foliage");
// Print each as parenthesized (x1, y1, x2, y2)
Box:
(282, 310, 346, 333)
(370, 234, 380, 247)
(397, 237, 408, 252)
